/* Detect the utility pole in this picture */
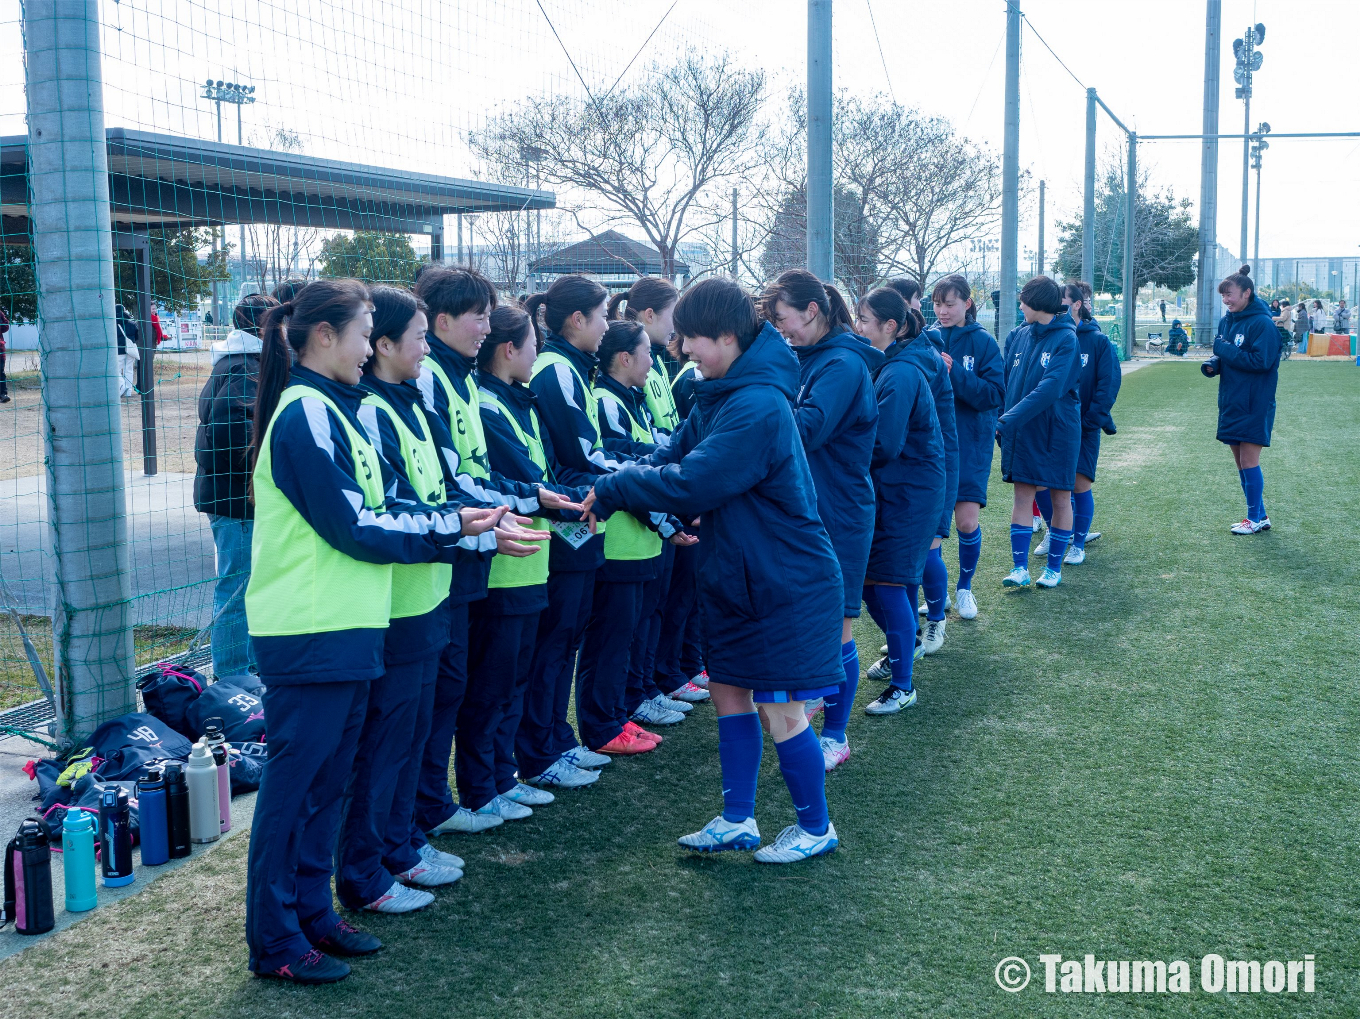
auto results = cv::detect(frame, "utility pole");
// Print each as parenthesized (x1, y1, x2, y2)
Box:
(1083, 88, 1097, 286)
(807, 0, 833, 281)
(25, 0, 135, 737)
(1123, 134, 1138, 359)
(1037, 180, 1045, 277)
(999, 0, 1022, 336)
(731, 188, 739, 278)
(1195, 0, 1222, 346)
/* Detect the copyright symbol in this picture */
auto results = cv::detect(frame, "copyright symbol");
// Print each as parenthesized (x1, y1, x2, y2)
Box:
(995, 956, 1031, 992)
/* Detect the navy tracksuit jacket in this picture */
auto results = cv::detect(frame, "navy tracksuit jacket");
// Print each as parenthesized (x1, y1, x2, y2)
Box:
(998, 313, 1082, 492)
(940, 321, 1005, 506)
(907, 333, 960, 536)
(1212, 297, 1280, 447)
(593, 322, 844, 695)
(867, 342, 945, 586)
(1074, 319, 1121, 480)
(791, 326, 882, 617)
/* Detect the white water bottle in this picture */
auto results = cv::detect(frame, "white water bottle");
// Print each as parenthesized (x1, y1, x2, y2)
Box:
(185, 741, 221, 845)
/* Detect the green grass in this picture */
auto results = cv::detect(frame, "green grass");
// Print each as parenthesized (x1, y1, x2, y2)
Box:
(2, 361, 1358, 1016)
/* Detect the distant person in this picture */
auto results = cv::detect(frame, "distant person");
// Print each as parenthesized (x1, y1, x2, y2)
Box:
(203, 311, 214, 326)
(1200, 265, 1278, 535)
(194, 292, 278, 677)
(1272, 301, 1294, 350)
(0, 305, 9, 403)
(1160, 299, 1167, 322)
(1292, 300, 1309, 351)
(151, 308, 166, 346)
(1334, 299, 1351, 334)
(115, 303, 139, 398)
(1167, 319, 1190, 356)
(1269, 299, 1281, 318)
(1309, 300, 1327, 335)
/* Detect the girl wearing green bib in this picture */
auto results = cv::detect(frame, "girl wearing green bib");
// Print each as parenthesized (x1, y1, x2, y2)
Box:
(243, 280, 506, 984)
(336, 286, 473, 916)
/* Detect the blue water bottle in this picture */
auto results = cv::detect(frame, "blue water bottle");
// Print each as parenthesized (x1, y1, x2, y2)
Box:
(61, 810, 98, 912)
(137, 767, 169, 867)
(99, 786, 135, 888)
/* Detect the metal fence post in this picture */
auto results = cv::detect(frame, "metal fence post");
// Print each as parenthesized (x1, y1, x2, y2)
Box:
(24, 0, 136, 738)
(1083, 88, 1097, 287)
(806, 0, 833, 282)
(1124, 132, 1138, 360)
(999, 0, 1021, 337)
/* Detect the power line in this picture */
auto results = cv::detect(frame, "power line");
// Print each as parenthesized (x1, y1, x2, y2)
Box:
(864, 0, 896, 104)
(604, 0, 680, 100)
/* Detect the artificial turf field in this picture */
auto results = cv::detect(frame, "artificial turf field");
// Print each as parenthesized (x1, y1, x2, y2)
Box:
(1, 360, 1356, 1018)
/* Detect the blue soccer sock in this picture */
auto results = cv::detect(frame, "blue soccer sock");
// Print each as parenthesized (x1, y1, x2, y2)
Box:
(774, 725, 829, 836)
(820, 642, 859, 744)
(1010, 523, 1032, 570)
(873, 583, 917, 693)
(1072, 490, 1095, 549)
(1046, 527, 1073, 573)
(1034, 488, 1054, 527)
(717, 712, 762, 823)
(861, 584, 887, 633)
(956, 527, 982, 590)
(1242, 465, 1265, 521)
(923, 546, 949, 621)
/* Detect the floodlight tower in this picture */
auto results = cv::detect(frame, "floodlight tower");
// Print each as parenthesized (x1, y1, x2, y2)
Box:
(1233, 24, 1264, 265)
(201, 78, 258, 310)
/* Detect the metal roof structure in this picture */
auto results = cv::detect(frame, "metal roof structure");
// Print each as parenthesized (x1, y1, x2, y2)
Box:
(1, 127, 555, 238)
(529, 229, 687, 278)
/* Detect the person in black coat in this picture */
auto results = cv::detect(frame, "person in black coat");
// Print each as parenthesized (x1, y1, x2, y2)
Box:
(194, 292, 278, 676)
(1062, 282, 1119, 564)
(1200, 265, 1279, 534)
(997, 277, 1081, 589)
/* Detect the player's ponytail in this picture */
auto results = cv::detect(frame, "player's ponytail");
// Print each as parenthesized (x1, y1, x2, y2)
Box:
(1218, 264, 1255, 299)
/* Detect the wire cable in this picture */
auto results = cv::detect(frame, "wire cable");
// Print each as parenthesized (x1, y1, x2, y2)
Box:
(604, 0, 681, 100)
(865, 0, 896, 103)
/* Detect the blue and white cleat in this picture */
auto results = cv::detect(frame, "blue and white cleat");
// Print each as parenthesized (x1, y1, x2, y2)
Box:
(1002, 567, 1032, 588)
(1035, 567, 1062, 588)
(678, 815, 761, 853)
(1063, 545, 1086, 565)
(753, 822, 839, 864)
(864, 686, 917, 715)
(561, 746, 611, 769)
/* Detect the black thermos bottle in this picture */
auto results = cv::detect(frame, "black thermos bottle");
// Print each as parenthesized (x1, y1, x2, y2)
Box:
(3, 818, 55, 935)
(164, 761, 192, 859)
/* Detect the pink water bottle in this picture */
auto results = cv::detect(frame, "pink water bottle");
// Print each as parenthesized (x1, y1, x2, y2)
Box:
(202, 718, 232, 833)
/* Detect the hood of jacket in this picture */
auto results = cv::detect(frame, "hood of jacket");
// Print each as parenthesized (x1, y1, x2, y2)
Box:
(211, 329, 263, 366)
(478, 370, 537, 413)
(1074, 318, 1103, 338)
(1033, 311, 1078, 346)
(939, 319, 989, 345)
(424, 333, 478, 383)
(696, 321, 798, 408)
(1235, 296, 1274, 323)
(792, 323, 885, 374)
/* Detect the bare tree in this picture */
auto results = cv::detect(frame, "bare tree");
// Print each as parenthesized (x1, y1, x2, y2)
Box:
(758, 92, 1010, 294)
(470, 51, 765, 279)
(245, 128, 320, 292)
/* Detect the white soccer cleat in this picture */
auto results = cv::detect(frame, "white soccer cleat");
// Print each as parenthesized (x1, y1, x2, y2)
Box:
(954, 588, 978, 619)
(670, 681, 711, 703)
(417, 842, 464, 870)
(364, 881, 435, 914)
(820, 736, 851, 772)
(396, 860, 462, 888)
(689, 670, 710, 689)
(753, 822, 839, 864)
(1230, 517, 1270, 535)
(429, 806, 502, 835)
(654, 693, 693, 715)
(1002, 567, 1032, 588)
(918, 592, 950, 615)
(561, 746, 611, 769)
(803, 697, 825, 721)
(1084, 530, 1101, 543)
(475, 794, 532, 821)
(1063, 545, 1086, 565)
(1033, 531, 1051, 557)
(631, 697, 685, 726)
(525, 758, 600, 788)
(502, 781, 555, 806)
(864, 686, 917, 715)
(865, 656, 891, 682)
(921, 618, 946, 654)
(677, 814, 761, 853)
(1032, 514, 1044, 532)
(1035, 567, 1062, 588)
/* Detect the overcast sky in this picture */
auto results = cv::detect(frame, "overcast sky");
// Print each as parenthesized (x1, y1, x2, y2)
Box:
(2, 0, 1356, 264)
